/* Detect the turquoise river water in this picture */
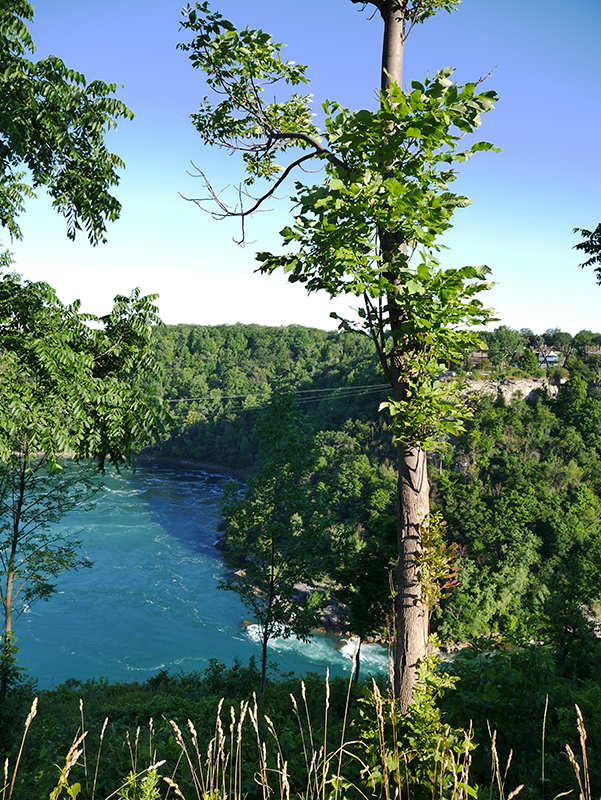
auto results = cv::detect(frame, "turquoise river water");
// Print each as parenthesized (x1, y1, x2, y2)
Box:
(16, 463, 388, 689)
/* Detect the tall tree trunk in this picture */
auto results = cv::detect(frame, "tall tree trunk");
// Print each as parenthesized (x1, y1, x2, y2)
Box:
(380, 0, 405, 94)
(384, 338, 430, 709)
(394, 443, 429, 709)
(380, 1, 430, 711)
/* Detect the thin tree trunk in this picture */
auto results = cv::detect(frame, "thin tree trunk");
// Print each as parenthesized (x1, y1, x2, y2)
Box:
(261, 627, 269, 696)
(379, 1, 430, 711)
(354, 639, 362, 684)
(0, 455, 27, 715)
(3, 572, 13, 645)
(260, 536, 277, 696)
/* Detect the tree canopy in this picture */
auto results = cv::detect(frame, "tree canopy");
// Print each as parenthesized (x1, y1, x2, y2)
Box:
(180, 0, 498, 709)
(150, 322, 386, 470)
(0, 268, 168, 469)
(0, 0, 133, 243)
(433, 387, 601, 668)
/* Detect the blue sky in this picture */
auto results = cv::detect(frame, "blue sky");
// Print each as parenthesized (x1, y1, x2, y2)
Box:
(8, 0, 601, 333)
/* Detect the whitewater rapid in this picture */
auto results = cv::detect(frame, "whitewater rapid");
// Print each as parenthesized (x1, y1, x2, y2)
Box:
(16, 463, 388, 688)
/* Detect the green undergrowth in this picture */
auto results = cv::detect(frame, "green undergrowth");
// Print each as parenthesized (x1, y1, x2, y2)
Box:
(3, 658, 359, 799)
(0, 651, 599, 800)
(441, 644, 601, 800)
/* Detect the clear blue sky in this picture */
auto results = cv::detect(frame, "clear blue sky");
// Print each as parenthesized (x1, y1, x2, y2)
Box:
(8, 0, 601, 334)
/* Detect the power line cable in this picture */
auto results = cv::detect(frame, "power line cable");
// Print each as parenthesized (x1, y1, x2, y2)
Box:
(165, 382, 390, 404)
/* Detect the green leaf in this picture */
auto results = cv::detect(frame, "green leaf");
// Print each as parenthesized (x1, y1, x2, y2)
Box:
(471, 141, 502, 153)
(406, 279, 423, 294)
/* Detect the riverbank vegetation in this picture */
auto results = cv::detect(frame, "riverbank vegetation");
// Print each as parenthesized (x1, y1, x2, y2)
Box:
(3, 318, 601, 797)
(0, 649, 598, 799)
(148, 322, 601, 661)
(141, 323, 601, 798)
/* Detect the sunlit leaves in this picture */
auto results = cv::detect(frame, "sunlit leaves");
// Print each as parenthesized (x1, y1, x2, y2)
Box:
(180, 2, 318, 185)
(254, 69, 498, 449)
(257, 69, 500, 303)
(0, 271, 169, 470)
(183, 3, 499, 453)
(411, 0, 461, 26)
(0, 1, 134, 243)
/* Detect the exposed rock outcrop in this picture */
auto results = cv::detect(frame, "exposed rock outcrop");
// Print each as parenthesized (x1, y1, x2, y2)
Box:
(462, 378, 557, 403)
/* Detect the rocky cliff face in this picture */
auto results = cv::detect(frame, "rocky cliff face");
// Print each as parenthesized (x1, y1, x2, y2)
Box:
(463, 378, 558, 403)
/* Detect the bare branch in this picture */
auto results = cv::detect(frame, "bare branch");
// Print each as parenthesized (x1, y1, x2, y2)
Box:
(474, 64, 499, 87)
(456, 65, 498, 89)
(232, 185, 253, 246)
(350, 0, 385, 13)
(183, 150, 317, 221)
(298, 162, 326, 174)
(182, 169, 242, 219)
(184, 127, 348, 241)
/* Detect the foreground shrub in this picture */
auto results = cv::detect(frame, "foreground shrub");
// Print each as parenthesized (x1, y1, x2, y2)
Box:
(440, 646, 601, 800)
(0, 653, 597, 800)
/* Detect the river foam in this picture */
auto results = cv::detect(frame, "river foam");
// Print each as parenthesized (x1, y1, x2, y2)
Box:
(15, 463, 388, 688)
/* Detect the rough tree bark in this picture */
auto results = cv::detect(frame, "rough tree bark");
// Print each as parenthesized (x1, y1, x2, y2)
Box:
(379, 0, 430, 710)
(394, 444, 429, 709)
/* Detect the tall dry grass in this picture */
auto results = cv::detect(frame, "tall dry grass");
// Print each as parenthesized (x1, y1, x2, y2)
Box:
(0, 672, 593, 800)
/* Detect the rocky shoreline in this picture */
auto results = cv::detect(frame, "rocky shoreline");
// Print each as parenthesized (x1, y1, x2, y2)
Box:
(136, 452, 249, 481)
(135, 456, 473, 652)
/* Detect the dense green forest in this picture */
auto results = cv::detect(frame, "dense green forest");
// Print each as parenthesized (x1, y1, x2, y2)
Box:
(148, 323, 388, 470)
(139, 322, 601, 798)
(148, 322, 601, 666)
(148, 321, 601, 471)
(4, 316, 601, 797)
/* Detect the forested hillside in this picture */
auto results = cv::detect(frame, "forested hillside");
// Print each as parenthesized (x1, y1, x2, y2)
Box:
(148, 323, 388, 470)
(432, 380, 601, 654)
(136, 322, 601, 796)
(148, 323, 601, 663)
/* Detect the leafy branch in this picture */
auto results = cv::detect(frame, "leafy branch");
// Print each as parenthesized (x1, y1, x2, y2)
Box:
(574, 223, 601, 285)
